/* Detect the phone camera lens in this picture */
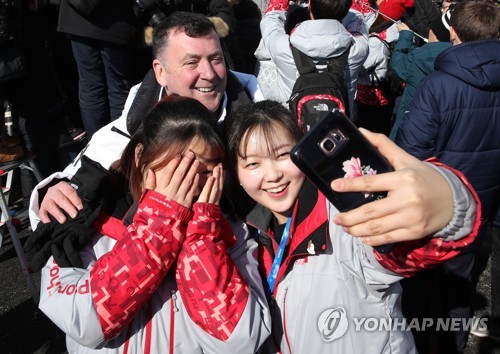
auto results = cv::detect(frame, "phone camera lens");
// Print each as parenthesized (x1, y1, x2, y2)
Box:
(322, 138, 335, 152)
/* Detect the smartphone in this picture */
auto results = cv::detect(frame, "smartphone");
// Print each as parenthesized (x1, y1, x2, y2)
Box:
(291, 109, 396, 211)
(291, 110, 395, 252)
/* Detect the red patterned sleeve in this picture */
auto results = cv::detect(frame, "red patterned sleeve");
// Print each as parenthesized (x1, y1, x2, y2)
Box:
(175, 202, 250, 342)
(374, 160, 482, 277)
(90, 190, 192, 340)
(351, 0, 373, 14)
(265, 0, 289, 13)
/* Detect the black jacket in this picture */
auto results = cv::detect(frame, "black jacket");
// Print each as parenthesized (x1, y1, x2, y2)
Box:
(57, 0, 141, 46)
(401, 0, 440, 38)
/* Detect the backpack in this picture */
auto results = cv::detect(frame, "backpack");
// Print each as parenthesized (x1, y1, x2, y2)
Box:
(288, 45, 350, 131)
(362, 34, 404, 102)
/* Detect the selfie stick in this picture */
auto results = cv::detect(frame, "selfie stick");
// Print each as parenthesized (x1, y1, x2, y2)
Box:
(354, 0, 429, 43)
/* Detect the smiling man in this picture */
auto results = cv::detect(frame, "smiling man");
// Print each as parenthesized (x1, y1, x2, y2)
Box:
(30, 11, 262, 225)
(151, 19, 228, 114)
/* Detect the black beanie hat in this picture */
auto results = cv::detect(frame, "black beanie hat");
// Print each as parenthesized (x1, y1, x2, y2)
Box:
(430, 10, 452, 42)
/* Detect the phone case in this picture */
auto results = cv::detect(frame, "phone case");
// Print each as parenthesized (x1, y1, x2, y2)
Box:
(291, 110, 394, 212)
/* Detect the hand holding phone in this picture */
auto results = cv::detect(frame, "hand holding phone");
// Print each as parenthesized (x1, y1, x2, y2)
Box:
(331, 127, 457, 250)
(291, 110, 395, 253)
(291, 110, 394, 212)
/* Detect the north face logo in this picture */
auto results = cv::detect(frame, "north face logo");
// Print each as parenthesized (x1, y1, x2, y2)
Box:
(313, 103, 330, 111)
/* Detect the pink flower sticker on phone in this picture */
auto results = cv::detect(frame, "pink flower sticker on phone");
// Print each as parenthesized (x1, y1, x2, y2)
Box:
(342, 157, 377, 197)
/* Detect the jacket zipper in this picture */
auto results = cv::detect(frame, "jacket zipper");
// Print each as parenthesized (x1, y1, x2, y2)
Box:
(170, 289, 178, 354)
(144, 300, 153, 354)
(282, 287, 293, 354)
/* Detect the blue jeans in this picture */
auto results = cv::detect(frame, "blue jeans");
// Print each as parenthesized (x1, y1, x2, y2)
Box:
(71, 36, 132, 139)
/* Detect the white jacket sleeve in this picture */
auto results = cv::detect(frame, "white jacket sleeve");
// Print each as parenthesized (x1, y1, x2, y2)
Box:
(39, 253, 105, 348)
(28, 83, 141, 230)
(342, 10, 369, 114)
(330, 165, 478, 287)
(65, 82, 140, 173)
(260, 10, 298, 103)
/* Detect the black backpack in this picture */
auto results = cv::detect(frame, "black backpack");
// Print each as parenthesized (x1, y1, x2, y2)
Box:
(288, 45, 350, 131)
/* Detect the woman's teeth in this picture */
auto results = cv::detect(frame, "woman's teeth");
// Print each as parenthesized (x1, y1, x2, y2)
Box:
(266, 185, 287, 194)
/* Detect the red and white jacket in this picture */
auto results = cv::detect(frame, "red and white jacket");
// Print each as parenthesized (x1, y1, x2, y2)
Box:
(248, 163, 480, 354)
(38, 190, 271, 354)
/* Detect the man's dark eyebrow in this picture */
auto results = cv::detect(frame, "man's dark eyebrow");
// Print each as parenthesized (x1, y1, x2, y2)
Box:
(180, 47, 224, 61)
(179, 53, 201, 61)
(208, 50, 224, 58)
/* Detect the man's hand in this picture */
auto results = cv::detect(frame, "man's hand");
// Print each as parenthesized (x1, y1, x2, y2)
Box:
(331, 129, 454, 246)
(396, 22, 410, 32)
(39, 181, 83, 224)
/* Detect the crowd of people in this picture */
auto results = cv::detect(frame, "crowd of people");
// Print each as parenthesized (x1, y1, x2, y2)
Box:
(0, 0, 498, 353)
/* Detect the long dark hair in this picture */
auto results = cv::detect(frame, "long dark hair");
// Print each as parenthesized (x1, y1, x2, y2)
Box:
(113, 96, 225, 201)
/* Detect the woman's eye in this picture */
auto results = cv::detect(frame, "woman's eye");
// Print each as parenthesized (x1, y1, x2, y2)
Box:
(199, 170, 212, 176)
(245, 162, 258, 169)
(277, 151, 290, 159)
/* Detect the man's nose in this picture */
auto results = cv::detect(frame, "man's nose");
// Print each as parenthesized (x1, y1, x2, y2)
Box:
(199, 60, 216, 80)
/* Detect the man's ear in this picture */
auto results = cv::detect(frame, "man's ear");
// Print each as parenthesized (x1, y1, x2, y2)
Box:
(153, 59, 168, 89)
(449, 26, 461, 45)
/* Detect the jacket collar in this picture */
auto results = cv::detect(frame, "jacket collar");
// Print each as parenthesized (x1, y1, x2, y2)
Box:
(246, 178, 330, 259)
(290, 19, 353, 58)
(435, 39, 500, 90)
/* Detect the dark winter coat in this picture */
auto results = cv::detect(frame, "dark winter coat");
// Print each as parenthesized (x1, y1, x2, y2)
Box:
(57, 0, 141, 46)
(389, 29, 451, 139)
(396, 39, 500, 221)
(401, 0, 440, 38)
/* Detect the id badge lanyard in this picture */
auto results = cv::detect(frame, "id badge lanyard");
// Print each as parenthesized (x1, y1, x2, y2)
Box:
(266, 217, 292, 295)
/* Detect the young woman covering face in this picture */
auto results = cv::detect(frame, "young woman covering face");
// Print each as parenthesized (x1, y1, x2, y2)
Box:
(36, 96, 271, 354)
(225, 100, 480, 354)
